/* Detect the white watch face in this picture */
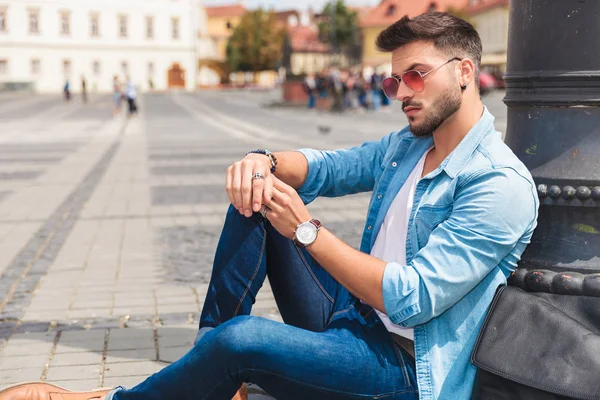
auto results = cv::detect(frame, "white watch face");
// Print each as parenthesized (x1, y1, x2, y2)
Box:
(296, 223, 318, 245)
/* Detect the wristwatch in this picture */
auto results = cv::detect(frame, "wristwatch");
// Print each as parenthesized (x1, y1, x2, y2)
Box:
(293, 219, 322, 248)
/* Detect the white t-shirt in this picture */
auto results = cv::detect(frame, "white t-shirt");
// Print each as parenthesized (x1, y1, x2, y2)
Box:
(370, 148, 431, 341)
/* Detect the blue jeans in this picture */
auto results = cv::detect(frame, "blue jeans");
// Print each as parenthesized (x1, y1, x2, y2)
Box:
(110, 205, 418, 400)
(308, 93, 316, 109)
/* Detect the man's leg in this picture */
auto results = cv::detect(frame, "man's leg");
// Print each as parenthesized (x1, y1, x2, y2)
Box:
(199, 204, 353, 336)
(110, 309, 417, 400)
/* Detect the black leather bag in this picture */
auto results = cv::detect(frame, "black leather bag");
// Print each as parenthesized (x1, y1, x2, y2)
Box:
(471, 285, 600, 400)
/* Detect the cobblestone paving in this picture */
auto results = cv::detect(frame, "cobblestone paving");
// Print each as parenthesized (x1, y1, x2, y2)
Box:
(0, 91, 506, 397)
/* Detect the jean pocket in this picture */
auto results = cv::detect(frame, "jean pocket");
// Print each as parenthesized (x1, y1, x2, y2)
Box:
(325, 304, 356, 327)
(391, 342, 417, 393)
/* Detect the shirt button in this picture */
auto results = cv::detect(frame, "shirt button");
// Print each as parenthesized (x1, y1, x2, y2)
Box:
(392, 162, 398, 167)
(377, 194, 382, 199)
(368, 225, 373, 230)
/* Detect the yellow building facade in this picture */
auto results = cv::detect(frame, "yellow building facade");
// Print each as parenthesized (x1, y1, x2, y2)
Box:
(198, 4, 246, 85)
(468, 1, 509, 76)
(206, 8, 245, 61)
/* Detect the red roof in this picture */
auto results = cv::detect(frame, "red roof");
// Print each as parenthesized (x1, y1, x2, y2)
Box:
(288, 26, 329, 53)
(350, 6, 375, 18)
(360, 0, 470, 28)
(466, 0, 509, 15)
(205, 4, 246, 18)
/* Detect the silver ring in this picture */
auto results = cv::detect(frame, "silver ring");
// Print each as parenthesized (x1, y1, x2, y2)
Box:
(252, 172, 265, 180)
(260, 205, 269, 218)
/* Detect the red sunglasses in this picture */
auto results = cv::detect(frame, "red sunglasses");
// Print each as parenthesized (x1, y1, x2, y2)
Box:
(382, 57, 462, 100)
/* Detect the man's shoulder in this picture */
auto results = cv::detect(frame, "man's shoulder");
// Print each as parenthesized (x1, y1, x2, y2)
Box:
(461, 132, 535, 190)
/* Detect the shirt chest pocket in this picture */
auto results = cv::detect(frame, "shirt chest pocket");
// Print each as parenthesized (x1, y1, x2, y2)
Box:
(414, 204, 453, 249)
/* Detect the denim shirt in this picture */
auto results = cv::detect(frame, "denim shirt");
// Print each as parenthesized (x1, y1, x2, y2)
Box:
(297, 108, 539, 400)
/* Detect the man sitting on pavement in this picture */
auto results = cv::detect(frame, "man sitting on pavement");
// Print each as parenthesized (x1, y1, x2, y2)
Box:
(0, 12, 538, 400)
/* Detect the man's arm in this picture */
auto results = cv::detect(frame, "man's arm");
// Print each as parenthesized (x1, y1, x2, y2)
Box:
(264, 168, 537, 325)
(307, 228, 388, 312)
(271, 151, 309, 190)
(227, 133, 392, 218)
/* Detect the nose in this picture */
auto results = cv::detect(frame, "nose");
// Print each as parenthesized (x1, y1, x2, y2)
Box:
(395, 79, 413, 103)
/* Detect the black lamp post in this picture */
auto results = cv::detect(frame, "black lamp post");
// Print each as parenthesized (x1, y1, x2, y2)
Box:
(472, 1, 600, 398)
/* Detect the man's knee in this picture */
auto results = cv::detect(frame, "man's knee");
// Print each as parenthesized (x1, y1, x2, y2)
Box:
(210, 316, 273, 359)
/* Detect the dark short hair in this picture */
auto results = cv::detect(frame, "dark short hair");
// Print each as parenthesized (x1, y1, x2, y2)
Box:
(376, 12, 482, 81)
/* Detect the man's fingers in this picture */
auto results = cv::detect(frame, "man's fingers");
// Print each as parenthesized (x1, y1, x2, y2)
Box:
(225, 166, 234, 206)
(231, 164, 242, 210)
(252, 174, 265, 212)
(266, 187, 287, 207)
(240, 161, 253, 216)
(263, 175, 274, 205)
(272, 176, 292, 193)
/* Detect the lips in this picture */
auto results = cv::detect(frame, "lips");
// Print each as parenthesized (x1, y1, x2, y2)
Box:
(403, 106, 421, 116)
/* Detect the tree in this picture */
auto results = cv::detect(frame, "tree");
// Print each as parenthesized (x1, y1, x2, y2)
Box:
(318, 0, 360, 59)
(226, 9, 286, 72)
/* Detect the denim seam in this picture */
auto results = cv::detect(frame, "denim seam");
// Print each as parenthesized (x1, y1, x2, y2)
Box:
(326, 304, 355, 326)
(207, 367, 418, 399)
(295, 245, 335, 304)
(233, 225, 267, 317)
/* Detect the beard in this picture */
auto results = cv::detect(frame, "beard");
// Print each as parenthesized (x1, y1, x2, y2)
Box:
(405, 86, 462, 137)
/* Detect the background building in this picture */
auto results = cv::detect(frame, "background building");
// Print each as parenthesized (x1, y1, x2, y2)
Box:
(198, 3, 246, 85)
(466, 0, 509, 80)
(0, 0, 201, 93)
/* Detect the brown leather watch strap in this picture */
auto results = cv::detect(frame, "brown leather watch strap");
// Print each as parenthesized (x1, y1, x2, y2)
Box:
(310, 219, 322, 229)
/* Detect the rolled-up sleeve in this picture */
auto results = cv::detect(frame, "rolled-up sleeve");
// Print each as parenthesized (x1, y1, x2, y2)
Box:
(382, 167, 538, 327)
(296, 133, 392, 204)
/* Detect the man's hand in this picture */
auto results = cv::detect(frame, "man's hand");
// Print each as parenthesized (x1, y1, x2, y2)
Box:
(263, 177, 312, 239)
(226, 154, 273, 217)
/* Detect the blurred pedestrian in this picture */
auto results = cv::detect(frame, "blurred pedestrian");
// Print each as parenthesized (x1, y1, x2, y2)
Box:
(63, 80, 71, 102)
(112, 76, 122, 116)
(371, 73, 382, 111)
(303, 73, 317, 109)
(380, 72, 391, 107)
(125, 75, 138, 117)
(328, 67, 344, 113)
(81, 76, 88, 103)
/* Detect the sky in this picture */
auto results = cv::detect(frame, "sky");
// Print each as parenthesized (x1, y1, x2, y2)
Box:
(202, 0, 378, 12)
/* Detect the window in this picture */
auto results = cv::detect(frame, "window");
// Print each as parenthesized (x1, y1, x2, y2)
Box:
(0, 60, 7, 75)
(226, 21, 232, 29)
(118, 15, 127, 38)
(31, 59, 40, 75)
(63, 60, 71, 76)
(93, 60, 101, 76)
(0, 9, 7, 32)
(171, 17, 179, 40)
(148, 61, 154, 76)
(60, 11, 70, 35)
(386, 5, 396, 16)
(146, 16, 153, 39)
(428, 2, 437, 12)
(29, 10, 39, 34)
(121, 61, 128, 74)
(90, 14, 99, 37)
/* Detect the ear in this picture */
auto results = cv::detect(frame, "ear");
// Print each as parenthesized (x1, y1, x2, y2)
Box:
(457, 58, 476, 88)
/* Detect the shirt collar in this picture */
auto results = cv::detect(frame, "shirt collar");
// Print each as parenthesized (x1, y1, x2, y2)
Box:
(439, 106, 495, 179)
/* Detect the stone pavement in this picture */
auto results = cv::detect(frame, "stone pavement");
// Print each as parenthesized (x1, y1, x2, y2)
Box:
(0, 90, 506, 397)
